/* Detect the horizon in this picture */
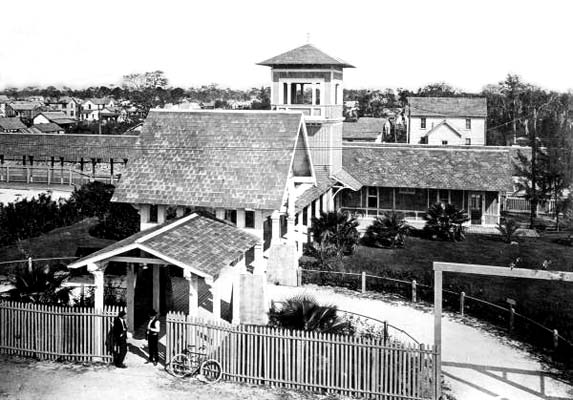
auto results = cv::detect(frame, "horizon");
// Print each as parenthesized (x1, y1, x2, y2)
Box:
(1, 0, 572, 93)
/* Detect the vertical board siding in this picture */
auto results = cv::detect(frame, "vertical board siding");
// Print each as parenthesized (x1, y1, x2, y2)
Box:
(0, 301, 120, 362)
(166, 313, 437, 399)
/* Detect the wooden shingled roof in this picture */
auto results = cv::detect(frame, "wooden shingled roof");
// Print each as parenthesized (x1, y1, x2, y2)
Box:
(342, 143, 513, 192)
(112, 110, 305, 210)
(0, 133, 139, 161)
(257, 44, 354, 68)
(408, 97, 487, 117)
(68, 214, 260, 280)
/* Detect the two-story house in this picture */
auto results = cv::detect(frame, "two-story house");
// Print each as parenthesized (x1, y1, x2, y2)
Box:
(80, 98, 116, 121)
(407, 97, 487, 146)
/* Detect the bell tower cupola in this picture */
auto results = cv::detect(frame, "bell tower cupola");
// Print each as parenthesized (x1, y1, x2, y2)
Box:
(258, 44, 354, 175)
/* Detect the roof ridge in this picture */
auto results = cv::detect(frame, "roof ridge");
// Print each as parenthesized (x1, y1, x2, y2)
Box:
(135, 213, 198, 244)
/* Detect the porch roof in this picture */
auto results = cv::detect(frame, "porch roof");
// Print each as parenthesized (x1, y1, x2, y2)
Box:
(67, 214, 260, 280)
(342, 144, 514, 192)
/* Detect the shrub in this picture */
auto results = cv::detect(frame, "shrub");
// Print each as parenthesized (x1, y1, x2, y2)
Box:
(423, 203, 469, 241)
(496, 218, 519, 243)
(309, 211, 360, 256)
(365, 212, 411, 248)
(268, 295, 353, 335)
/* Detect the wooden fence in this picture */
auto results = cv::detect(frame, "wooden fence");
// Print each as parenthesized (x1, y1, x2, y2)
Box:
(166, 313, 438, 399)
(0, 165, 119, 187)
(0, 301, 121, 362)
(504, 196, 556, 215)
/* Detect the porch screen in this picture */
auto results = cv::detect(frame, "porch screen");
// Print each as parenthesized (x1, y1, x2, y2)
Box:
(395, 189, 426, 211)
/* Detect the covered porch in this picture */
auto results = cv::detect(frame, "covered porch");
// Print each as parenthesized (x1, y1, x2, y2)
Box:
(66, 213, 263, 331)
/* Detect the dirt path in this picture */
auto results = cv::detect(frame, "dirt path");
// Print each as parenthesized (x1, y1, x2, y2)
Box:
(269, 284, 573, 400)
(0, 352, 337, 400)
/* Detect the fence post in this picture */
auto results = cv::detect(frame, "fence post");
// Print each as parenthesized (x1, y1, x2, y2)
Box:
(509, 306, 515, 332)
(383, 321, 388, 346)
(460, 291, 465, 316)
(361, 271, 366, 294)
(411, 280, 417, 302)
(28, 257, 33, 273)
(297, 268, 302, 287)
(26, 167, 30, 183)
(553, 329, 559, 351)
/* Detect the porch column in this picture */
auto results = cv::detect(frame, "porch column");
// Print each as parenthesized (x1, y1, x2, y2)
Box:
(253, 243, 265, 274)
(482, 191, 486, 225)
(286, 83, 292, 104)
(184, 270, 199, 317)
(126, 264, 135, 332)
(287, 181, 296, 245)
(152, 265, 160, 313)
(327, 188, 334, 211)
(311, 83, 317, 105)
(215, 208, 225, 220)
(157, 206, 166, 224)
(314, 199, 321, 219)
(236, 209, 246, 228)
(271, 210, 281, 244)
(212, 281, 221, 320)
(88, 262, 105, 310)
(321, 194, 329, 214)
(254, 210, 264, 239)
(232, 257, 246, 325)
(88, 262, 106, 359)
(295, 213, 304, 257)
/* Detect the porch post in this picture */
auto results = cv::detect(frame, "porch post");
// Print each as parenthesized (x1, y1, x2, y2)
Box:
(232, 257, 246, 325)
(212, 280, 221, 320)
(184, 270, 199, 317)
(152, 265, 160, 313)
(88, 262, 105, 311)
(481, 191, 486, 225)
(88, 262, 106, 359)
(176, 207, 185, 218)
(215, 208, 225, 220)
(126, 263, 135, 332)
(236, 209, 246, 228)
(287, 181, 296, 245)
(271, 210, 281, 244)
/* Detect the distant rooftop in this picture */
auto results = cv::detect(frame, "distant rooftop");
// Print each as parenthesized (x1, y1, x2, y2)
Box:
(408, 97, 487, 118)
(257, 44, 354, 68)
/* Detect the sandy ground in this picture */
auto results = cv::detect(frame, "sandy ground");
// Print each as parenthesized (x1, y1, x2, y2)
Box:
(0, 352, 339, 400)
(0, 187, 72, 205)
(269, 284, 573, 400)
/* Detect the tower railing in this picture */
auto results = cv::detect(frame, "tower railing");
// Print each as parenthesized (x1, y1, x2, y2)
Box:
(272, 104, 343, 120)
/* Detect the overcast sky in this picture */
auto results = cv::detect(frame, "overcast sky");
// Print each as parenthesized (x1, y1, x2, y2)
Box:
(1, 0, 572, 93)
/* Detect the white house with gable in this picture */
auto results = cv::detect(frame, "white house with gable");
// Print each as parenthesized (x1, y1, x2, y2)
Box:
(407, 97, 487, 146)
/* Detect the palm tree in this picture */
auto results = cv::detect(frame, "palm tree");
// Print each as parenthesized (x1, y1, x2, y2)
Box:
(423, 203, 469, 241)
(268, 295, 353, 335)
(365, 212, 411, 248)
(309, 211, 360, 256)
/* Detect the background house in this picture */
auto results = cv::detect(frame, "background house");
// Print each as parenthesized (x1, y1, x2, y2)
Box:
(407, 97, 487, 145)
(342, 117, 390, 143)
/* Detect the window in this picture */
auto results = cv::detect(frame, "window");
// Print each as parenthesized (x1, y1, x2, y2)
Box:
(225, 209, 237, 224)
(466, 118, 471, 129)
(70, 110, 74, 117)
(245, 210, 255, 228)
(465, 138, 471, 145)
(420, 117, 426, 129)
(302, 207, 308, 226)
(88, 104, 92, 110)
(149, 205, 158, 223)
(420, 137, 428, 144)
(283, 83, 288, 104)
(441, 140, 448, 145)
(367, 187, 378, 208)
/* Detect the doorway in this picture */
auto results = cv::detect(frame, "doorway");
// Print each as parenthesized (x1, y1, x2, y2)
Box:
(469, 193, 483, 225)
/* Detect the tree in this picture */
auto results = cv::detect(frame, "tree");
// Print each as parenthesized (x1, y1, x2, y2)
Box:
(268, 295, 353, 335)
(423, 203, 469, 241)
(365, 212, 411, 248)
(416, 82, 459, 97)
(122, 71, 169, 90)
(309, 211, 360, 256)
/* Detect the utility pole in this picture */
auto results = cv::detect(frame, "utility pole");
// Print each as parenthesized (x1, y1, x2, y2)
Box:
(529, 107, 538, 229)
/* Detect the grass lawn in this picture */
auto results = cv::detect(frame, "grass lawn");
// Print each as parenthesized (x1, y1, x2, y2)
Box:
(306, 232, 573, 349)
(0, 218, 115, 273)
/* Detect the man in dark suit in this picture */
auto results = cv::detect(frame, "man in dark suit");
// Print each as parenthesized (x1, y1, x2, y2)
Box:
(113, 310, 128, 368)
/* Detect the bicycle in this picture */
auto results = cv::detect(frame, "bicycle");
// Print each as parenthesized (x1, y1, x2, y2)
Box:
(168, 345, 222, 383)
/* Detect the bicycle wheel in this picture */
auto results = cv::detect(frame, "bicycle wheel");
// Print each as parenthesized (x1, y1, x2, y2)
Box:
(169, 354, 190, 378)
(200, 359, 222, 383)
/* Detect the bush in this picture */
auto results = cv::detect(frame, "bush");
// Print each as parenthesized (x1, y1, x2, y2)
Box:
(309, 211, 360, 256)
(365, 212, 411, 248)
(423, 203, 469, 241)
(497, 218, 519, 243)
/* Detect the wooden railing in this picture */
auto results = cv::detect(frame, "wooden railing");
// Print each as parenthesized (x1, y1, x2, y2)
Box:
(299, 268, 573, 353)
(0, 165, 120, 187)
(166, 314, 437, 399)
(504, 197, 556, 215)
(0, 301, 122, 362)
(272, 104, 344, 120)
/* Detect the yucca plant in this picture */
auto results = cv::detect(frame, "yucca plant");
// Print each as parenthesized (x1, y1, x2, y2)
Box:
(11, 264, 71, 305)
(423, 203, 469, 241)
(365, 212, 411, 248)
(309, 211, 360, 256)
(496, 218, 520, 243)
(268, 295, 353, 335)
